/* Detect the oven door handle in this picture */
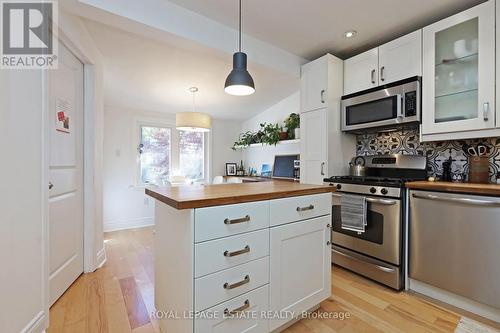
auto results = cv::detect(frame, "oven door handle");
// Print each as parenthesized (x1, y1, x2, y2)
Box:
(332, 248, 395, 273)
(332, 193, 397, 205)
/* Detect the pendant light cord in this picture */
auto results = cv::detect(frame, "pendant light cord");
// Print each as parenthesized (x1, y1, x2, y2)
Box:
(239, 0, 241, 52)
(192, 90, 195, 113)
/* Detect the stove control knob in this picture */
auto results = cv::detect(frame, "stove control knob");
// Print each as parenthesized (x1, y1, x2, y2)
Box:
(336, 184, 342, 190)
(381, 188, 388, 195)
(370, 187, 377, 194)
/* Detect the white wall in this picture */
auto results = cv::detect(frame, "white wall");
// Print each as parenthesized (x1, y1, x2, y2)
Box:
(0, 70, 47, 333)
(240, 92, 301, 171)
(103, 106, 240, 231)
(211, 120, 242, 177)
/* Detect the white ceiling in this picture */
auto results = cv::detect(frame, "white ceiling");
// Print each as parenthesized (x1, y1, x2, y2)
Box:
(167, 0, 486, 59)
(83, 19, 299, 120)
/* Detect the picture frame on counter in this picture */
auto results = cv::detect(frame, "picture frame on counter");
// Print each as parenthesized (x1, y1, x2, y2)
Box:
(225, 163, 237, 176)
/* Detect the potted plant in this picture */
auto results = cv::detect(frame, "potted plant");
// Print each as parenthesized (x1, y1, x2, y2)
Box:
(284, 113, 300, 139)
(279, 126, 288, 141)
(232, 131, 254, 150)
(260, 122, 281, 146)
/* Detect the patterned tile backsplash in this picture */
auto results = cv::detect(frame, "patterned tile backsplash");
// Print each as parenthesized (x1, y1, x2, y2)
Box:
(356, 127, 500, 181)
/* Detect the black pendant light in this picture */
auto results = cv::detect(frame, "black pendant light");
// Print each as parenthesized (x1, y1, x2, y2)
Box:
(224, 0, 255, 96)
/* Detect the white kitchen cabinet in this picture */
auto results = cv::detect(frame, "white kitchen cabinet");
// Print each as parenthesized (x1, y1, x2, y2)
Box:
(421, 1, 496, 140)
(301, 56, 329, 112)
(300, 109, 328, 185)
(300, 55, 355, 184)
(194, 285, 269, 333)
(269, 216, 331, 331)
(344, 48, 379, 95)
(153, 192, 332, 333)
(344, 30, 422, 95)
(496, 0, 500, 129)
(379, 30, 422, 85)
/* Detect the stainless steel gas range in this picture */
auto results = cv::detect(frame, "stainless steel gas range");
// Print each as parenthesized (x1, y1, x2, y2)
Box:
(324, 154, 427, 290)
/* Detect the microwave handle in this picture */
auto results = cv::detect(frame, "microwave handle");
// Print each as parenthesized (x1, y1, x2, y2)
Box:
(396, 94, 403, 118)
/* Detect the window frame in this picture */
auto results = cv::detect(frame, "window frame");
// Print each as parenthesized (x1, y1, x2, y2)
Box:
(134, 118, 209, 186)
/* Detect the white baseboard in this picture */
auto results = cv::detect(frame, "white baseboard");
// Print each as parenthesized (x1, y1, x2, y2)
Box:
(409, 278, 500, 323)
(104, 216, 154, 232)
(21, 311, 46, 333)
(96, 246, 106, 269)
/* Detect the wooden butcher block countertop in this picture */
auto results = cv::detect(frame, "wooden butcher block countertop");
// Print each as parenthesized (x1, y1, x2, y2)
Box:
(145, 181, 335, 209)
(405, 181, 500, 196)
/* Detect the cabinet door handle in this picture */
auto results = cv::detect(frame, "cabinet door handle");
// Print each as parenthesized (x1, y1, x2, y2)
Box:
(380, 66, 385, 82)
(483, 102, 490, 121)
(296, 204, 314, 212)
(320, 162, 325, 176)
(320, 89, 325, 104)
(224, 300, 250, 316)
(223, 275, 250, 290)
(224, 245, 250, 257)
(371, 69, 376, 84)
(224, 215, 250, 225)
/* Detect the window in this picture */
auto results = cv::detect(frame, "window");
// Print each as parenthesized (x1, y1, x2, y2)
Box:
(138, 123, 206, 185)
(179, 131, 205, 180)
(139, 125, 171, 184)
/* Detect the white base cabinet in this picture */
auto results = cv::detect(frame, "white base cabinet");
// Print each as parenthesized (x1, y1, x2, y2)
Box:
(154, 193, 332, 333)
(269, 216, 331, 331)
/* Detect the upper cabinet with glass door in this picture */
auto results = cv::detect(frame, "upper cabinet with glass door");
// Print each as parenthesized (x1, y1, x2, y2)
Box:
(421, 0, 495, 140)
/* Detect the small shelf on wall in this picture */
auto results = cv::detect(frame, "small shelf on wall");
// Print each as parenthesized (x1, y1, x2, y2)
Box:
(234, 139, 301, 150)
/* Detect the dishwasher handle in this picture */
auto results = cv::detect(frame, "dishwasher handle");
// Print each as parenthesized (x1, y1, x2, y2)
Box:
(412, 193, 500, 207)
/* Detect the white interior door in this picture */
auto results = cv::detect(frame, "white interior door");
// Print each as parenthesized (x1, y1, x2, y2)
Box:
(48, 43, 84, 306)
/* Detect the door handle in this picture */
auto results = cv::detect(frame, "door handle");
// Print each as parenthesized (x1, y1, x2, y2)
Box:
(483, 102, 490, 121)
(296, 204, 314, 212)
(371, 69, 376, 84)
(49, 182, 54, 190)
(412, 193, 500, 207)
(332, 248, 395, 273)
(320, 162, 325, 176)
(224, 300, 250, 316)
(332, 193, 398, 205)
(224, 215, 250, 225)
(223, 245, 250, 257)
(365, 197, 398, 205)
(223, 275, 250, 290)
(380, 66, 385, 82)
(320, 89, 326, 104)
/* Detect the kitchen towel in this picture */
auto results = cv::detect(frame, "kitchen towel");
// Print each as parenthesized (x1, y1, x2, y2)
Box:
(340, 194, 367, 233)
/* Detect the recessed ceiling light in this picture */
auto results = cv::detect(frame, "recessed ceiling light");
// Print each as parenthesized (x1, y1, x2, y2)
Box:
(344, 30, 357, 38)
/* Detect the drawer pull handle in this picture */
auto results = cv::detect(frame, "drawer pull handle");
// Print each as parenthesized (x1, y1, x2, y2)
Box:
(224, 299, 250, 316)
(296, 204, 314, 212)
(224, 215, 250, 225)
(223, 245, 250, 257)
(223, 275, 250, 290)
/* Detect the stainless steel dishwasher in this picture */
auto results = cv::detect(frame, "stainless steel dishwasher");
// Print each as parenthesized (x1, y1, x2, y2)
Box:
(409, 190, 500, 309)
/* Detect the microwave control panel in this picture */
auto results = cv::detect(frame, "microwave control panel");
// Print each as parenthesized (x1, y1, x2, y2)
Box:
(405, 91, 417, 117)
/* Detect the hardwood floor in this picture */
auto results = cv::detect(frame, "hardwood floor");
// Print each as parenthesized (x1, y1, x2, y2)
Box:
(48, 227, 499, 333)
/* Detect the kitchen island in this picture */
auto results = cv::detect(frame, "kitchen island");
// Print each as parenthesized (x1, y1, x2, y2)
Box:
(146, 182, 334, 333)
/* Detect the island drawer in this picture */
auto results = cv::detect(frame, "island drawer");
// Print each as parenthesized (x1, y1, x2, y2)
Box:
(194, 201, 270, 242)
(270, 193, 331, 226)
(194, 285, 269, 333)
(194, 229, 269, 278)
(194, 256, 269, 312)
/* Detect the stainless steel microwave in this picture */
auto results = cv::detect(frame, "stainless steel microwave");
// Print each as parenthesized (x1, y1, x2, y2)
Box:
(341, 77, 421, 132)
